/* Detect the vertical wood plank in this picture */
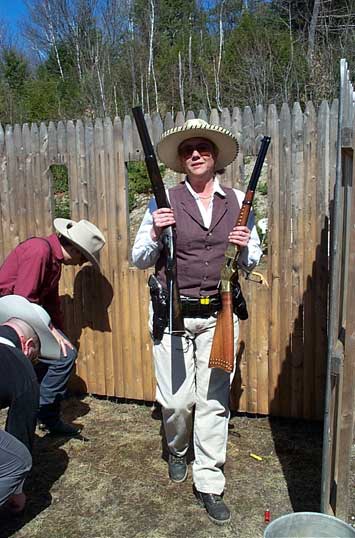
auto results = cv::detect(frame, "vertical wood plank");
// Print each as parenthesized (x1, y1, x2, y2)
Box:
(164, 112, 174, 131)
(152, 112, 163, 146)
(82, 119, 99, 392)
(6, 125, 20, 248)
(255, 105, 266, 151)
(48, 121, 57, 163)
(128, 267, 144, 400)
(22, 124, 36, 240)
(92, 117, 110, 396)
(231, 107, 244, 189)
(209, 108, 219, 126)
(140, 270, 155, 400)
(13, 124, 27, 242)
(303, 102, 317, 419)
(0, 126, 11, 260)
(257, 281, 270, 414)
(336, 133, 355, 519)
(186, 110, 195, 121)
(242, 106, 255, 155)
(290, 102, 305, 418)
(249, 286, 258, 413)
(123, 114, 134, 161)
(39, 122, 53, 235)
(267, 104, 281, 415)
(113, 116, 132, 398)
(198, 109, 208, 122)
(278, 103, 292, 417)
(220, 108, 232, 187)
(175, 111, 185, 127)
(315, 101, 330, 419)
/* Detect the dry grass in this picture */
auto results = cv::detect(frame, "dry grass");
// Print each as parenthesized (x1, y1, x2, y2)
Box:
(0, 396, 354, 538)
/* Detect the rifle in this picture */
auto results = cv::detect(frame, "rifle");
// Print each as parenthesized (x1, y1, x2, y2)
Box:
(208, 135, 271, 372)
(132, 106, 184, 335)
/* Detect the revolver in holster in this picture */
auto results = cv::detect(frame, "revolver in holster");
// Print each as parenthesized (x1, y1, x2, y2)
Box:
(148, 274, 168, 340)
(232, 281, 248, 320)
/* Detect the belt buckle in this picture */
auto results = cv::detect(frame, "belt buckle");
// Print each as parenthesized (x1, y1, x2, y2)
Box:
(199, 296, 210, 305)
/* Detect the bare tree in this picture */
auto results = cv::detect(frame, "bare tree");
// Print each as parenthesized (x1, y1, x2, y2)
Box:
(307, 0, 321, 65)
(214, 0, 225, 111)
(178, 50, 185, 116)
(148, 0, 159, 112)
(24, 0, 65, 78)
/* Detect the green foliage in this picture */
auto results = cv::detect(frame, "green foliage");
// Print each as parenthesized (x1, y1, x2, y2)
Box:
(51, 165, 71, 219)
(51, 164, 69, 193)
(0, 49, 29, 93)
(22, 79, 60, 123)
(258, 180, 268, 196)
(0, 0, 352, 122)
(127, 161, 165, 211)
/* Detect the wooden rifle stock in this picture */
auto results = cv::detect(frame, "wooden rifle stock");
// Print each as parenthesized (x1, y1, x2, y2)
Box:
(132, 106, 184, 334)
(209, 136, 271, 372)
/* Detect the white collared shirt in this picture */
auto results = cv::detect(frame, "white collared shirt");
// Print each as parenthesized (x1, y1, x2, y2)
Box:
(131, 177, 262, 273)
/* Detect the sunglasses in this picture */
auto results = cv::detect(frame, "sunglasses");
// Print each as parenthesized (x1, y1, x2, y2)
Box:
(178, 142, 214, 160)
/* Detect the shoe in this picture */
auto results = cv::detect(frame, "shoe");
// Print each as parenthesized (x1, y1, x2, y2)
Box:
(195, 490, 231, 525)
(39, 419, 81, 436)
(168, 453, 188, 483)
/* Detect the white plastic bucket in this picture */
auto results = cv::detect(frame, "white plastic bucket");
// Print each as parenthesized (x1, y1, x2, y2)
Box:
(264, 512, 355, 538)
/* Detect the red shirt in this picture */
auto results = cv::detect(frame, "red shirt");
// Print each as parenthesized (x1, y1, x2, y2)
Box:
(0, 234, 64, 329)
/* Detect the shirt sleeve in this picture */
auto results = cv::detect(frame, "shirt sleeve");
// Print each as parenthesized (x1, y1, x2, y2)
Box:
(234, 189, 263, 271)
(131, 198, 164, 269)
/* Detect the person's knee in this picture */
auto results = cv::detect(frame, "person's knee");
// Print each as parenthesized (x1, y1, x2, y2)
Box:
(160, 399, 194, 415)
(0, 433, 32, 480)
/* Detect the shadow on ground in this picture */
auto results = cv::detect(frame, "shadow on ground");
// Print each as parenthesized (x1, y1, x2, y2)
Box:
(0, 395, 353, 538)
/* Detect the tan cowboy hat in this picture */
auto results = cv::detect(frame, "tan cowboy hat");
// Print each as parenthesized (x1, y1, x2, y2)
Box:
(0, 295, 61, 359)
(157, 118, 239, 173)
(53, 218, 106, 271)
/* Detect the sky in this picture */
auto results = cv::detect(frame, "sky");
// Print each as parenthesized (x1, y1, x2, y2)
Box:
(0, 0, 27, 35)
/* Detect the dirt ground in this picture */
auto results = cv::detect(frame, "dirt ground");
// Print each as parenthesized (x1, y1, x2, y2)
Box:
(0, 395, 354, 538)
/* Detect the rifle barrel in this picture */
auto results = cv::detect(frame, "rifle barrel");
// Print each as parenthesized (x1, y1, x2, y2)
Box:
(247, 136, 271, 192)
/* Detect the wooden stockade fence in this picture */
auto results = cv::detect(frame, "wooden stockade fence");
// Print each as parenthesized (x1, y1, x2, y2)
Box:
(0, 102, 337, 419)
(321, 59, 355, 519)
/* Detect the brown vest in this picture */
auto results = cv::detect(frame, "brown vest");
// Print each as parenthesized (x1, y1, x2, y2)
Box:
(155, 182, 240, 297)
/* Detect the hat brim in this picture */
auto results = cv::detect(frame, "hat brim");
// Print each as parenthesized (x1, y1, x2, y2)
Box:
(54, 219, 101, 271)
(0, 295, 61, 359)
(157, 126, 239, 173)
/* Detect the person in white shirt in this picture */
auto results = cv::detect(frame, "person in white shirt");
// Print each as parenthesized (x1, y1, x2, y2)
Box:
(132, 118, 262, 525)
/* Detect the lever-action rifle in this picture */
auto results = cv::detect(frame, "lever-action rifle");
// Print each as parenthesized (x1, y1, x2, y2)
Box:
(208, 135, 271, 373)
(132, 106, 184, 335)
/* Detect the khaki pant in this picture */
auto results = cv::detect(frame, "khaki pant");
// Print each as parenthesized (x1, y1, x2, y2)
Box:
(151, 306, 239, 495)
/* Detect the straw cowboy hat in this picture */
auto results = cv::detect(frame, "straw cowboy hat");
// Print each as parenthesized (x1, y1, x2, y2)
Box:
(157, 118, 239, 173)
(0, 295, 61, 359)
(54, 218, 106, 271)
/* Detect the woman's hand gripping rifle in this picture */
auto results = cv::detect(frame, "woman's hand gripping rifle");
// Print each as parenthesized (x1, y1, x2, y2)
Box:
(208, 136, 271, 373)
(132, 106, 184, 335)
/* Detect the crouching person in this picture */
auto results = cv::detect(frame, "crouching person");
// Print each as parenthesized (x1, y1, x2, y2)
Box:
(0, 218, 106, 435)
(0, 295, 62, 512)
